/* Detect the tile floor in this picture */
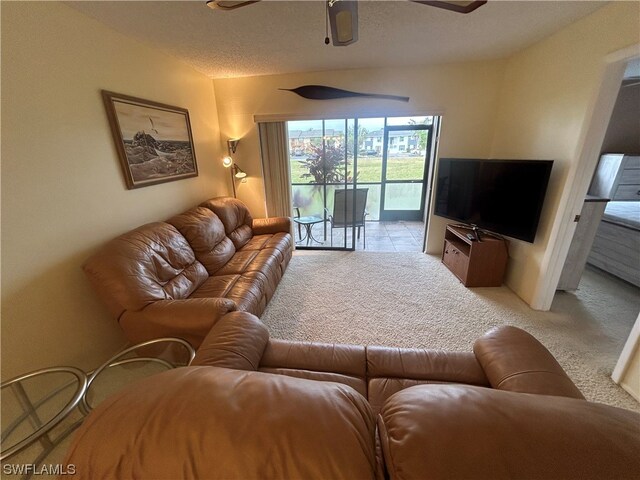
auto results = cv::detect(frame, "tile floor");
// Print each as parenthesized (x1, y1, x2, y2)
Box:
(296, 221, 425, 252)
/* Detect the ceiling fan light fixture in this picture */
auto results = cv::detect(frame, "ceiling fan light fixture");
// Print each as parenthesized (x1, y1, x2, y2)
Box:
(329, 0, 358, 46)
(335, 11, 354, 43)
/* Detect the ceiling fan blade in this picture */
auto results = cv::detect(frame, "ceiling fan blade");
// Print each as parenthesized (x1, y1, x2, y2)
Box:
(410, 1, 487, 14)
(206, 0, 261, 11)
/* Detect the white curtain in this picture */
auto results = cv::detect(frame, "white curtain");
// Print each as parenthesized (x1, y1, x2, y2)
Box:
(258, 122, 292, 218)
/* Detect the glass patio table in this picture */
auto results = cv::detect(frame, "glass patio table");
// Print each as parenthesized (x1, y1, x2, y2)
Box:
(293, 215, 326, 246)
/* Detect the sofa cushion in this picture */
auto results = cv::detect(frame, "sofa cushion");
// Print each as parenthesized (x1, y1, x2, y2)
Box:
(216, 249, 282, 302)
(167, 206, 235, 275)
(378, 384, 640, 480)
(240, 233, 272, 251)
(241, 233, 293, 275)
(83, 222, 208, 318)
(474, 325, 584, 399)
(241, 232, 293, 255)
(189, 274, 240, 298)
(201, 197, 254, 249)
(259, 368, 368, 398)
(224, 272, 267, 315)
(189, 271, 269, 317)
(65, 367, 378, 480)
(214, 250, 260, 275)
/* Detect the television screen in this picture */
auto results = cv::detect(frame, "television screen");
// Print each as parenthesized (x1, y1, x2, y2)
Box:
(434, 158, 553, 243)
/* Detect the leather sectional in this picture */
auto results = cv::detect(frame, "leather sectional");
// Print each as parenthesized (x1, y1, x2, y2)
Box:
(65, 312, 640, 479)
(83, 197, 293, 348)
(77, 197, 639, 479)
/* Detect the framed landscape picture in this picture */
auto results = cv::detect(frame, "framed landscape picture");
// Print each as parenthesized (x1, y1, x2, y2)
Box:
(102, 91, 199, 189)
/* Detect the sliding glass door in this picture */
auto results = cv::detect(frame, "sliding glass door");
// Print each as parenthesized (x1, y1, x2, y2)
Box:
(380, 117, 433, 221)
(287, 115, 436, 250)
(288, 119, 357, 250)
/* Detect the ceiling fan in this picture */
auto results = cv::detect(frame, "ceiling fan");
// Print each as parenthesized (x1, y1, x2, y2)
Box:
(206, 0, 487, 46)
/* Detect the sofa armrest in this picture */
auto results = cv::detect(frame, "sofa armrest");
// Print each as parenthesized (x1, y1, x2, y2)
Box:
(192, 312, 269, 370)
(252, 217, 291, 235)
(473, 325, 584, 399)
(378, 385, 640, 480)
(119, 298, 237, 349)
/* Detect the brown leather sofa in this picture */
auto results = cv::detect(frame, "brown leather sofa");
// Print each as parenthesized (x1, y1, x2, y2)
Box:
(83, 198, 293, 348)
(65, 312, 640, 479)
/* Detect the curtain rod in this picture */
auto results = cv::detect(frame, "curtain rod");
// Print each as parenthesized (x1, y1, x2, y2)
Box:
(253, 109, 445, 123)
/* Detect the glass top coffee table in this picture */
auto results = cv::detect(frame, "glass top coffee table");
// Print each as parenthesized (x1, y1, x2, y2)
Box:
(1, 367, 87, 468)
(293, 215, 326, 246)
(1, 338, 195, 479)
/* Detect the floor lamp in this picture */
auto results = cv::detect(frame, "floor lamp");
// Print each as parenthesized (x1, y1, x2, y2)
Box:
(222, 139, 246, 198)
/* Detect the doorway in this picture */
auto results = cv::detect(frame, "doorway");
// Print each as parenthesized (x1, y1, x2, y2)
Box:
(380, 119, 433, 221)
(287, 115, 439, 251)
(551, 54, 640, 399)
(531, 45, 640, 311)
(555, 56, 640, 293)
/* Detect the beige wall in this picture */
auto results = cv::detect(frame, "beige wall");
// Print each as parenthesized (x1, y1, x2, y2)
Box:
(489, 1, 640, 305)
(1, 2, 227, 379)
(213, 2, 639, 309)
(213, 60, 507, 252)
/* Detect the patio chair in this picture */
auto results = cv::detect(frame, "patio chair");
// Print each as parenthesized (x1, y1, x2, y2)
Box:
(325, 188, 369, 249)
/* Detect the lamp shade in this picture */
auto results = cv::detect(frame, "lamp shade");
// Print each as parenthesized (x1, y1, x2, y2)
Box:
(233, 165, 247, 178)
(227, 138, 239, 154)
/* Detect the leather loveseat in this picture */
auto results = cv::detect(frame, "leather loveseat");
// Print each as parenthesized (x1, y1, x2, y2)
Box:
(83, 198, 293, 348)
(64, 312, 640, 479)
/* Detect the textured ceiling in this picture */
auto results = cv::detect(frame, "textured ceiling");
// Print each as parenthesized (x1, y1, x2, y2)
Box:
(66, 1, 606, 79)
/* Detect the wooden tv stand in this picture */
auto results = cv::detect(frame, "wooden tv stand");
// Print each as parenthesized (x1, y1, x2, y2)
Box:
(442, 224, 509, 287)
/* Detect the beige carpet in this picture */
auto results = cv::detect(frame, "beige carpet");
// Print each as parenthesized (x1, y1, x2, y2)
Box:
(262, 251, 640, 412)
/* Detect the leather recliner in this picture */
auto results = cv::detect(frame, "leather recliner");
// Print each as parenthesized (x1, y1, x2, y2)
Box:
(82, 198, 293, 348)
(64, 312, 640, 479)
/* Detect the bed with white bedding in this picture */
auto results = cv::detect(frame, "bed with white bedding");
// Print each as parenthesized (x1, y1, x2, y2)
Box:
(587, 201, 640, 287)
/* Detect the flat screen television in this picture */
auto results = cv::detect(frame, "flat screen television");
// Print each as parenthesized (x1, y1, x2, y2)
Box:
(434, 158, 553, 243)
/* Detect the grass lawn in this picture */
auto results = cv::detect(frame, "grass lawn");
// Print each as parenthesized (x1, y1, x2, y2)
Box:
(290, 156, 425, 184)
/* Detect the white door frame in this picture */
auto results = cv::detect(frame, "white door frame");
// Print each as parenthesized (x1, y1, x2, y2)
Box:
(612, 313, 640, 394)
(530, 44, 640, 311)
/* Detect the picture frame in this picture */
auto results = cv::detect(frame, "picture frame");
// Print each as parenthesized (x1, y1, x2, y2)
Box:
(102, 90, 199, 189)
